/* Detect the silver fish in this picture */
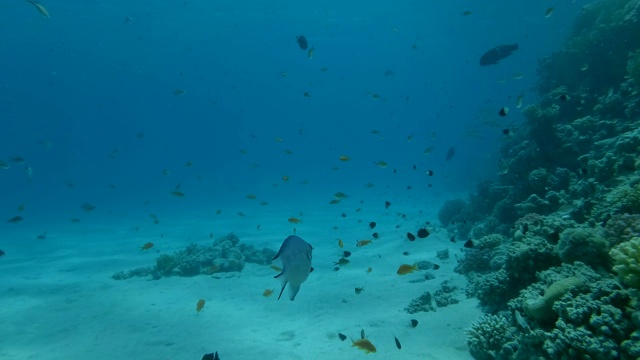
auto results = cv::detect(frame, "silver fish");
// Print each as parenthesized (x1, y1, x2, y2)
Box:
(273, 235, 313, 301)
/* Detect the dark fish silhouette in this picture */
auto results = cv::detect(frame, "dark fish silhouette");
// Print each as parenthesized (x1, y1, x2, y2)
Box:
(445, 147, 456, 161)
(479, 44, 519, 66)
(296, 35, 308, 50)
(201, 352, 220, 360)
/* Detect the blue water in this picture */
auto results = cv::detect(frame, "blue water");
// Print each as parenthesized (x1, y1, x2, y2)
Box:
(1, 0, 591, 358)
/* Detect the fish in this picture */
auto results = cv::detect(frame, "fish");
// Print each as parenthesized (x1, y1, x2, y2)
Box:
(140, 242, 154, 250)
(545, 6, 555, 17)
(366, 267, 372, 273)
(361, 328, 365, 339)
(263, 289, 274, 297)
(462, 10, 472, 16)
(7, 216, 23, 223)
(512, 72, 524, 79)
(385, 201, 391, 209)
(502, 129, 511, 135)
(329, 199, 340, 205)
(369, 222, 376, 229)
(445, 147, 456, 161)
(351, 338, 377, 354)
(28, 0, 50, 18)
(479, 44, 519, 66)
(339, 155, 351, 161)
(407, 232, 416, 241)
(282, 176, 290, 182)
(397, 264, 418, 275)
(343, 251, 351, 258)
(288, 217, 302, 224)
(0, 249, 5, 256)
(426, 169, 434, 176)
(270, 264, 282, 272)
(355, 286, 364, 295)
(334, 192, 349, 199)
(272, 235, 313, 301)
(201, 352, 220, 360)
(374, 161, 388, 168)
(394, 336, 402, 349)
(372, 232, 379, 239)
(0, 161, 9, 170)
(279, 71, 288, 77)
(464, 239, 474, 248)
(333, 257, 350, 266)
(81, 203, 96, 212)
(424, 147, 435, 155)
(417, 228, 430, 238)
(303, 91, 310, 98)
(170, 191, 185, 197)
(338, 333, 347, 341)
(356, 239, 373, 247)
(410, 319, 419, 327)
(308, 47, 314, 59)
(338, 239, 344, 248)
(499, 107, 509, 117)
(516, 93, 524, 108)
(196, 299, 206, 315)
(173, 89, 186, 96)
(296, 35, 308, 50)
(246, 194, 257, 199)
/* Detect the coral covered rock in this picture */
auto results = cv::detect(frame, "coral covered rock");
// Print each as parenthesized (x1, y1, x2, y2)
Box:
(522, 277, 585, 321)
(557, 227, 610, 269)
(610, 237, 640, 288)
(465, 314, 515, 360)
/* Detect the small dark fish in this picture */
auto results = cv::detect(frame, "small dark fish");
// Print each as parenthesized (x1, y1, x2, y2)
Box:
(445, 147, 456, 161)
(343, 251, 352, 258)
(450, 236, 456, 243)
(410, 319, 419, 328)
(37, 232, 47, 240)
(355, 286, 365, 294)
(296, 35, 308, 50)
(369, 221, 376, 229)
(498, 107, 509, 117)
(342, 213, 347, 218)
(464, 239, 474, 248)
(81, 202, 96, 212)
(558, 94, 569, 101)
(502, 129, 510, 135)
(522, 224, 529, 234)
(412, 164, 416, 170)
(580, 168, 588, 175)
(372, 232, 379, 239)
(0, 249, 5, 257)
(338, 333, 347, 341)
(361, 328, 365, 339)
(385, 201, 391, 209)
(7, 216, 23, 223)
(426, 170, 434, 176)
(394, 336, 402, 350)
(433, 264, 440, 270)
(406, 232, 416, 241)
(479, 44, 519, 66)
(201, 352, 220, 360)
(417, 228, 429, 238)
(402, 251, 410, 256)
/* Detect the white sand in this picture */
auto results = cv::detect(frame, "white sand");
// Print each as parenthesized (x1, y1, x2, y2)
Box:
(0, 201, 481, 359)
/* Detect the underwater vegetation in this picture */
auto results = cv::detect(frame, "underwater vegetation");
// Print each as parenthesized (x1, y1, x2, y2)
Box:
(438, 0, 640, 358)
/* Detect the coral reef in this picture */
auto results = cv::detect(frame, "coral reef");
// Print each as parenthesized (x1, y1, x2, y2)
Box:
(557, 227, 610, 269)
(112, 233, 276, 280)
(610, 237, 640, 288)
(465, 314, 515, 360)
(404, 291, 435, 314)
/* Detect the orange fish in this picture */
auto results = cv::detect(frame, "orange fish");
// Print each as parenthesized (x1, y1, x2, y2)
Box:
(288, 217, 302, 224)
(338, 238, 344, 248)
(352, 338, 377, 354)
(356, 239, 373, 247)
(397, 264, 418, 275)
(339, 155, 350, 161)
(196, 299, 205, 315)
(263, 289, 274, 297)
(140, 242, 154, 251)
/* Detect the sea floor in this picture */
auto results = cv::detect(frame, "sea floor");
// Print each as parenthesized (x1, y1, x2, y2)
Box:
(0, 203, 480, 359)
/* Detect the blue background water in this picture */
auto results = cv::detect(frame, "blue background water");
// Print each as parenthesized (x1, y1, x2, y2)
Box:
(1, 0, 586, 229)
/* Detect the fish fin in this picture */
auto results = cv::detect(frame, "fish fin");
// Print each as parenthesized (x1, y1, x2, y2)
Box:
(277, 281, 288, 300)
(288, 283, 301, 301)
(214, 352, 220, 360)
(310, 266, 314, 273)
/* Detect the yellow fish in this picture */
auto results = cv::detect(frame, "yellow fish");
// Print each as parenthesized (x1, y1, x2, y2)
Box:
(339, 155, 350, 161)
(356, 239, 373, 247)
(374, 161, 387, 168)
(28, 0, 50, 18)
(338, 239, 344, 248)
(308, 47, 314, 59)
(351, 338, 377, 354)
(397, 264, 418, 275)
(196, 299, 205, 316)
(288, 217, 302, 224)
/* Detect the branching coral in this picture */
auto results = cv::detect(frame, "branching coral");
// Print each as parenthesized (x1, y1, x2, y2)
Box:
(465, 314, 515, 360)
